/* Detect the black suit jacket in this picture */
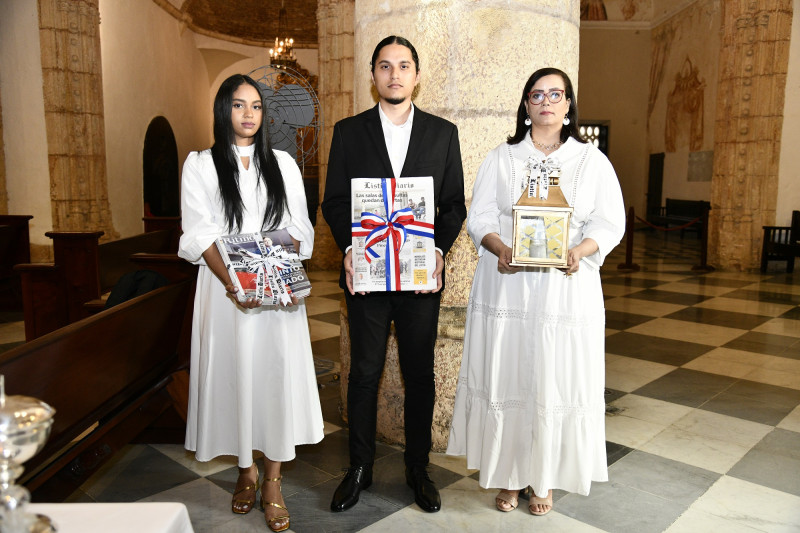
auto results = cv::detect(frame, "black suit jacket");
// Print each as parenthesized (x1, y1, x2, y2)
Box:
(321, 105, 467, 290)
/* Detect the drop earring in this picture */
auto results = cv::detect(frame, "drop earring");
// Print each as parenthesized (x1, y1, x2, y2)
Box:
(525, 116, 532, 126)
(563, 116, 570, 126)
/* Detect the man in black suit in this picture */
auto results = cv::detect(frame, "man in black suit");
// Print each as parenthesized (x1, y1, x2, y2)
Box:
(321, 35, 466, 514)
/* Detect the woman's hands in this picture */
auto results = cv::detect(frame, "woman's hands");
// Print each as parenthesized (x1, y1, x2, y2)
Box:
(560, 238, 598, 276)
(481, 233, 520, 274)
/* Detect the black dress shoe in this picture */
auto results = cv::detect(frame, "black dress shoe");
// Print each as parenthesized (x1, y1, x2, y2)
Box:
(405, 466, 441, 513)
(330, 464, 373, 512)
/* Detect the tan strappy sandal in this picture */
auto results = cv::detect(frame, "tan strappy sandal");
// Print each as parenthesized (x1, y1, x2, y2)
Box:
(262, 475, 290, 532)
(529, 489, 553, 516)
(231, 464, 260, 514)
(495, 489, 519, 512)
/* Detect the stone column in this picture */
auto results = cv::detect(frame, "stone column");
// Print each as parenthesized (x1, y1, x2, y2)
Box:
(311, 0, 355, 271)
(710, 1, 793, 270)
(338, 0, 580, 451)
(37, 0, 117, 238)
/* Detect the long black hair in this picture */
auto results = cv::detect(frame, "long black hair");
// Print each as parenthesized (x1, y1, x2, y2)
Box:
(210, 74, 287, 233)
(507, 67, 586, 145)
(370, 35, 420, 72)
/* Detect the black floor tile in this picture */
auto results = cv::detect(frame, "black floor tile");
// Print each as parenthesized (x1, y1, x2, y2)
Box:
(609, 450, 719, 506)
(93, 446, 200, 502)
(633, 368, 738, 408)
(623, 289, 712, 306)
(312, 337, 342, 361)
(676, 276, 757, 288)
(287, 476, 402, 532)
(601, 277, 665, 289)
(605, 310, 654, 331)
(723, 289, 800, 306)
(723, 331, 800, 358)
(728, 428, 800, 497)
(604, 388, 627, 404)
(605, 332, 713, 366)
(664, 307, 772, 330)
(605, 441, 634, 467)
(763, 272, 799, 285)
(294, 429, 400, 478)
(311, 310, 341, 325)
(779, 306, 800, 320)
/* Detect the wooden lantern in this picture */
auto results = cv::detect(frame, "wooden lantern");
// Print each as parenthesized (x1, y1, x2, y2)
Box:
(510, 163, 573, 268)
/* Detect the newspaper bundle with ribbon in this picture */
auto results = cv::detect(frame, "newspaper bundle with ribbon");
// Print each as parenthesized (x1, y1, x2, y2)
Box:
(351, 177, 436, 291)
(510, 155, 574, 268)
(216, 229, 311, 306)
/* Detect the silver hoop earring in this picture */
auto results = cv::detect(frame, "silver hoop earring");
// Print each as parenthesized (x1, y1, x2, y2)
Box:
(563, 116, 570, 126)
(524, 116, 532, 126)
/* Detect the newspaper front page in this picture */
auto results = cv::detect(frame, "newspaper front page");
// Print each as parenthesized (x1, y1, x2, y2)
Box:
(350, 177, 436, 292)
(216, 228, 310, 305)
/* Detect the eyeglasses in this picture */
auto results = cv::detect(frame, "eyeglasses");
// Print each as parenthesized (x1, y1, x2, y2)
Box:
(528, 89, 565, 105)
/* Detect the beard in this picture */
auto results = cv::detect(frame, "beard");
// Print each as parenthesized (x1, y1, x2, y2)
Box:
(384, 96, 407, 105)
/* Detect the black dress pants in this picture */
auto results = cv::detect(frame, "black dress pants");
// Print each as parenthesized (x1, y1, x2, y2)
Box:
(344, 290, 440, 468)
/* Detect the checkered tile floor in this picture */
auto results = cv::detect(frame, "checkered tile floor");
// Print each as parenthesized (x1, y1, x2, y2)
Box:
(3, 230, 798, 532)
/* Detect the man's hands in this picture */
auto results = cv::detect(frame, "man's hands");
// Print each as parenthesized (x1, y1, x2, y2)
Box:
(346, 248, 444, 295)
(416, 251, 444, 294)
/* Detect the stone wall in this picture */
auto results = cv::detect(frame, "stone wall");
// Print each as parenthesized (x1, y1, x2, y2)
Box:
(311, 0, 355, 271)
(710, 0, 794, 270)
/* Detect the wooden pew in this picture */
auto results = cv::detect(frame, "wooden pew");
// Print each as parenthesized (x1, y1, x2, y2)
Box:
(761, 210, 800, 273)
(0, 215, 33, 310)
(15, 219, 184, 340)
(0, 278, 195, 497)
(650, 198, 710, 237)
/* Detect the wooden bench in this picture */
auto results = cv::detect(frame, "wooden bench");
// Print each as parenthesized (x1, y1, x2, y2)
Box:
(0, 215, 33, 309)
(15, 219, 187, 340)
(650, 198, 710, 237)
(0, 279, 194, 499)
(761, 210, 800, 273)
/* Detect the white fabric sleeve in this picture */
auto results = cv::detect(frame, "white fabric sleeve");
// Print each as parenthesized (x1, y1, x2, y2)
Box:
(275, 150, 314, 260)
(178, 152, 222, 265)
(467, 147, 502, 257)
(580, 151, 626, 270)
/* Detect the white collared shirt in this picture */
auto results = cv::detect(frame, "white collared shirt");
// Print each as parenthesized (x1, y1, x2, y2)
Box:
(378, 103, 414, 178)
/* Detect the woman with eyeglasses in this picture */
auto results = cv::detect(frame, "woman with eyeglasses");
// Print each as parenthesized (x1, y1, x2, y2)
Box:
(447, 68, 625, 516)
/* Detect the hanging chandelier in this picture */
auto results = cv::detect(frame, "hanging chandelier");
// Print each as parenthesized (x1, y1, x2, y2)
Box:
(269, 0, 297, 69)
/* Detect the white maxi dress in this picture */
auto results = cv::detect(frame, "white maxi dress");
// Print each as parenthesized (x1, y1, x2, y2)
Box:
(179, 145, 324, 466)
(447, 136, 625, 496)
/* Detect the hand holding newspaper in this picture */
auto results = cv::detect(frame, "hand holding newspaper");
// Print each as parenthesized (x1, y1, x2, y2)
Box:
(216, 228, 311, 306)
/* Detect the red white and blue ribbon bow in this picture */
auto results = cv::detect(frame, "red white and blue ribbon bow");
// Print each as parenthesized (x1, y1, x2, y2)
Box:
(351, 178, 434, 290)
(239, 244, 294, 305)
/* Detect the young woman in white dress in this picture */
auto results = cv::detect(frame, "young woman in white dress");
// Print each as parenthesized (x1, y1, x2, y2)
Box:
(178, 74, 323, 532)
(447, 68, 626, 516)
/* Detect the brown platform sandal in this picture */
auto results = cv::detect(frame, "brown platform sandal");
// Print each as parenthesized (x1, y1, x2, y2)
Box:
(495, 489, 519, 512)
(231, 464, 260, 514)
(529, 489, 553, 516)
(262, 475, 290, 532)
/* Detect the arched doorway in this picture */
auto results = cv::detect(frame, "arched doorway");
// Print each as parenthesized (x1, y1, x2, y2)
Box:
(142, 117, 179, 217)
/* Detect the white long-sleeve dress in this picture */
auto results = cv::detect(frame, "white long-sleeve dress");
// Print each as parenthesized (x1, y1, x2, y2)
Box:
(447, 136, 625, 496)
(178, 145, 324, 466)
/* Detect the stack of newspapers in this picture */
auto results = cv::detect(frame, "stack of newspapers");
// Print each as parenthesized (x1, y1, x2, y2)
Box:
(216, 228, 311, 306)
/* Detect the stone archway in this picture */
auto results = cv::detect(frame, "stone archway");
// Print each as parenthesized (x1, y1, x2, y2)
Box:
(142, 117, 179, 217)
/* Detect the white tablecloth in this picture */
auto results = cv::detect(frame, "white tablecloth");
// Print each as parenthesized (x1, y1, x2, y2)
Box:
(27, 502, 194, 533)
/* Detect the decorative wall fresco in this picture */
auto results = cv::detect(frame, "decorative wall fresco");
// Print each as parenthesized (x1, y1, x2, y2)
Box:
(581, 0, 650, 22)
(665, 57, 705, 152)
(581, 0, 608, 20)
